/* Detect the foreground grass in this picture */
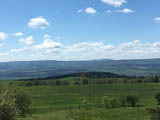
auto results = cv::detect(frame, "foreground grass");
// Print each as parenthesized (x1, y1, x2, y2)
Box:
(13, 83, 160, 120)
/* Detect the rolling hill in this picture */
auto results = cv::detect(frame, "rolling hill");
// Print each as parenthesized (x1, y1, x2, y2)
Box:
(0, 58, 160, 80)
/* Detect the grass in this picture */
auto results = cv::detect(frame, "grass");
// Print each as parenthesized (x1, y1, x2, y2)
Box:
(3, 82, 160, 120)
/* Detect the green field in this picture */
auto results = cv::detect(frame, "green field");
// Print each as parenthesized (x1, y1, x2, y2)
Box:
(9, 83, 159, 120)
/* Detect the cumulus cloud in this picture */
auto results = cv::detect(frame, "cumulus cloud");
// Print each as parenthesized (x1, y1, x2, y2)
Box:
(155, 17, 160, 23)
(34, 37, 62, 53)
(28, 16, 49, 29)
(19, 36, 34, 45)
(102, 0, 127, 7)
(85, 7, 96, 14)
(0, 32, 7, 41)
(117, 8, 134, 13)
(13, 32, 24, 37)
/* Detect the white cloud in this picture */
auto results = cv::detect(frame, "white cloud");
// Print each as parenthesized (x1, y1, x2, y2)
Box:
(55, 36, 61, 41)
(28, 16, 49, 29)
(0, 32, 7, 41)
(0, 43, 5, 48)
(34, 38, 62, 53)
(102, 0, 127, 7)
(19, 36, 34, 45)
(117, 8, 134, 13)
(44, 34, 51, 39)
(155, 17, 160, 23)
(4, 37, 160, 61)
(10, 48, 26, 53)
(78, 9, 83, 13)
(13, 32, 24, 37)
(0, 53, 9, 56)
(65, 42, 114, 55)
(152, 42, 160, 47)
(106, 10, 112, 14)
(85, 7, 96, 14)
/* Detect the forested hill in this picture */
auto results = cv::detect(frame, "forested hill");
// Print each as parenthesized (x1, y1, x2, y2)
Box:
(0, 58, 160, 80)
(42, 72, 127, 80)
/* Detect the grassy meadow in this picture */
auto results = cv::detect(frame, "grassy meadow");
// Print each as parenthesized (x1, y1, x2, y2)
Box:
(7, 82, 158, 120)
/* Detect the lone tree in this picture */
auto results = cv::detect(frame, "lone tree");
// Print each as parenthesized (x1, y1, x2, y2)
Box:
(80, 73, 88, 85)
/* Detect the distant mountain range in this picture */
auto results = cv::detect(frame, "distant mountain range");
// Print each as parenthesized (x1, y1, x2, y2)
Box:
(0, 58, 160, 80)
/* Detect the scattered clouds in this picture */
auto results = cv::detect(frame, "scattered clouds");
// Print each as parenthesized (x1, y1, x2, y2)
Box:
(117, 8, 134, 13)
(3, 39, 160, 61)
(19, 36, 34, 45)
(28, 16, 49, 29)
(85, 7, 96, 14)
(0, 32, 7, 41)
(155, 17, 160, 23)
(13, 32, 24, 37)
(106, 10, 112, 14)
(102, 0, 127, 7)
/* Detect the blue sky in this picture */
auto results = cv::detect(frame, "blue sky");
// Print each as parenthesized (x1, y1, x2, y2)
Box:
(0, 0, 160, 61)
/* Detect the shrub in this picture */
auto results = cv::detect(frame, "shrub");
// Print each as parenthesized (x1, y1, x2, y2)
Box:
(55, 80, 62, 85)
(102, 96, 110, 108)
(0, 86, 32, 120)
(154, 92, 160, 105)
(0, 88, 18, 120)
(110, 98, 120, 108)
(147, 107, 160, 120)
(12, 88, 32, 117)
(119, 96, 127, 107)
(126, 95, 139, 107)
(119, 95, 139, 107)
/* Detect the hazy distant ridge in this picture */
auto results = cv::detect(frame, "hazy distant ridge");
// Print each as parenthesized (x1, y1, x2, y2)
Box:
(0, 58, 160, 80)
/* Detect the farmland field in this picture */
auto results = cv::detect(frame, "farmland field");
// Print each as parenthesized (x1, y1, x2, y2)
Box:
(9, 82, 159, 120)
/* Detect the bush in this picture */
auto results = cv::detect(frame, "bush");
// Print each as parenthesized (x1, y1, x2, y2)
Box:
(126, 95, 139, 107)
(0, 88, 18, 120)
(120, 95, 139, 107)
(147, 107, 160, 120)
(12, 88, 32, 117)
(119, 96, 127, 107)
(110, 98, 120, 108)
(154, 92, 160, 105)
(55, 80, 62, 85)
(0, 86, 32, 120)
(102, 96, 110, 108)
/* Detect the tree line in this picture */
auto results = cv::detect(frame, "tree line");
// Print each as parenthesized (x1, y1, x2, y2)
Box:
(18, 73, 160, 87)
